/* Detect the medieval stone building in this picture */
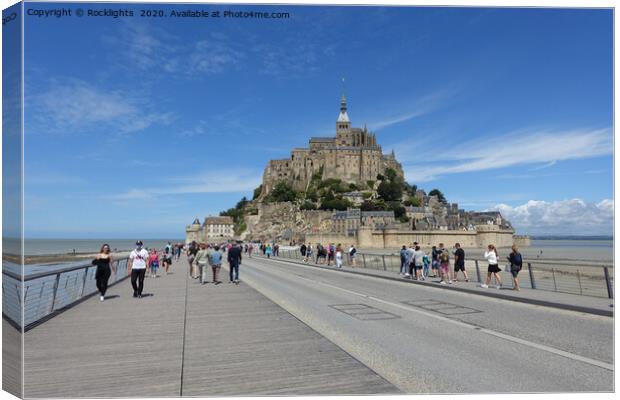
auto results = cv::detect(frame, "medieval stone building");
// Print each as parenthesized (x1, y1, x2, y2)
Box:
(259, 94, 404, 197)
(185, 216, 235, 243)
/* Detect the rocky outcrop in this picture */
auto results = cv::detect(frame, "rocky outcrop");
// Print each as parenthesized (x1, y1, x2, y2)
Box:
(242, 201, 332, 243)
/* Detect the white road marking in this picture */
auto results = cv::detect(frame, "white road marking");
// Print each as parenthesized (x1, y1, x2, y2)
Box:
(249, 257, 614, 372)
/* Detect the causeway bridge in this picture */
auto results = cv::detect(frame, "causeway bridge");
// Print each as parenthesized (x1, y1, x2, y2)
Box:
(2, 252, 614, 397)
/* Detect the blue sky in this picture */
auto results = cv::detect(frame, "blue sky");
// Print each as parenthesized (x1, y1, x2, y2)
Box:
(16, 3, 613, 237)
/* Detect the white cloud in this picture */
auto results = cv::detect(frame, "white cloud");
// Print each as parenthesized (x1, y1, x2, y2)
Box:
(402, 128, 612, 182)
(188, 37, 245, 75)
(490, 199, 613, 236)
(369, 90, 453, 131)
(29, 78, 173, 134)
(108, 168, 263, 202)
(161, 169, 262, 195)
(105, 24, 244, 78)
(102, 22, 179, 73)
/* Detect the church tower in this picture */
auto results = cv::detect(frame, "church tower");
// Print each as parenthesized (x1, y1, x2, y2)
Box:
(336, 93, 351, 145)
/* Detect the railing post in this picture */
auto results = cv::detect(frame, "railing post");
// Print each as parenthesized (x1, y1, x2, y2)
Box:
(362, 253, 366, 268)
(552, 268, 557, 291)
(382, 255, 387, 271)
(475, 260, 481, 283)
(49, 273, 61, 314)
(15, 284, 21, 307)
(527, 262, 536, 289)
(577, 269, 583, 295)
(604, 267, 613, 299)
(80, 267, 89, 297)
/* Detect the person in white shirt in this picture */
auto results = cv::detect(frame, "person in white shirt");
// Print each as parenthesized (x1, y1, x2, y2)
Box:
(129, 240, 149, 298)
(335, 244, 343, 268)
(412, 246, 425, 280)
(481, 244, 503, 289)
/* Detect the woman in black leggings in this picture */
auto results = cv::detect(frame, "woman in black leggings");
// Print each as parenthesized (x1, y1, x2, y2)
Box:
(93, 244, 114, 302)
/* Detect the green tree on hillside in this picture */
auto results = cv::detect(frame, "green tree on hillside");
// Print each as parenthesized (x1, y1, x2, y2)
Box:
(404, 182, 418, 196)
(377, 180, 402, 202)
(236, 196, 249, 209)
(361, 199, 388, 211)
(266, 182, 298, 203)
(403, 196, 421, 207)
(429, 189, 447, 203)
(252, 185, 263, 200)
(385, 168, 397, 182)
(319, 198, 352, 211)
(300, 201, 317, 210)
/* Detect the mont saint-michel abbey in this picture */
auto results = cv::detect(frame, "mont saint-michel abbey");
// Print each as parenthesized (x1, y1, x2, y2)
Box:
(259, 94, 404, 197)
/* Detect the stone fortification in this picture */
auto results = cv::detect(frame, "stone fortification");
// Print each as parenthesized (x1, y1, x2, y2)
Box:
(259, 94, 403, 198)
(306, 225, 516, 250)
(185, 93, 528, 249)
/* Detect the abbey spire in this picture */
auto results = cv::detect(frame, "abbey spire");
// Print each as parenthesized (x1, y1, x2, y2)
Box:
(337, 93, 350, 123)
(336, 79, 351, 135)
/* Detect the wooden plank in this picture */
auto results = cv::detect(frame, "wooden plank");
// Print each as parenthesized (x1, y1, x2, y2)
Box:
(24, 263, 187, 398)
(22, 257, 398, 397)
(181, 264, 398, 396)
(2, 319, 22, 397)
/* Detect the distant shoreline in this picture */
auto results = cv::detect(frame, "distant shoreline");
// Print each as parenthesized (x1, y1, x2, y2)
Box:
(530, 236, 613, 240)
(3, 251, 132, 265)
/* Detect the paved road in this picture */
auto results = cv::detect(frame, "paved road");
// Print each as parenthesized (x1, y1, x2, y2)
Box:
(238, 256, 613, 394)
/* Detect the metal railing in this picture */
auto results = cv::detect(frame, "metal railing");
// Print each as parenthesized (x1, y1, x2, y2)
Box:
(2, 258, 130, 331)
(261, 249, 614, 299)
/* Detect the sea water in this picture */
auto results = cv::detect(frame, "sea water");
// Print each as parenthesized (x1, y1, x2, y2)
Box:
(3, 238, 184, 256)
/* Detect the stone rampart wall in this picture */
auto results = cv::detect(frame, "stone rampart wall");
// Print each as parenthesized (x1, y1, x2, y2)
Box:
(307, 228, 521, 249)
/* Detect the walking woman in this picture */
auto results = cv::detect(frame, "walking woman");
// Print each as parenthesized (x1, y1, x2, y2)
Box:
(207, 245, 223, 285)
(507, 245, 523, 291)
(335, 244, 343, 268)
(195, 243, 209, 284)
(148, 248, 159, 278)
(265, 244, 272, 259)
(482, 244, 503, 289)
(305, 244, 312, 263)
(93, 244, 114, 302)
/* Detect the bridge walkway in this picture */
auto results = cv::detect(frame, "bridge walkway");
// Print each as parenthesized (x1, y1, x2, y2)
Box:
(22, 257, 398, 398)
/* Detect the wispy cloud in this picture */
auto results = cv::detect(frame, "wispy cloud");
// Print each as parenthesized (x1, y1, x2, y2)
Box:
(108, 168, 262, 203)
(256, 42, 321, 77)
(161, 169, 262, 195)
(369, 89, 454, 131)
(104, 23, 245, 79)
(102, 22, 180, 74)
(490, 198, 613, 235)
(28, 78, 174, 135)
(401, 128, 612, 182)
(188, 35, 245, 75)
(530, 160, 557, 171)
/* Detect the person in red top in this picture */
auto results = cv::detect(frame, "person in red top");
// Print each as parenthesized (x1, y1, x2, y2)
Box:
(148, 248, 159, 278)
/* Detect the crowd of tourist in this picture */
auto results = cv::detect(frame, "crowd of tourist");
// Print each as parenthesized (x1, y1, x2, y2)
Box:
(297, 243, 357, 267)
(91, 238, 524, 304)
(251, 240, 523, 291)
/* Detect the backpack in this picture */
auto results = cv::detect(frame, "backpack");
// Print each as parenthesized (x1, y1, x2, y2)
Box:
(439, 250, 449, 263)
(512, 252, 522, 266)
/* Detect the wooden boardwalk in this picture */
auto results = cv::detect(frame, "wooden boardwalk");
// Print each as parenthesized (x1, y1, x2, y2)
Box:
(22, 257, 398, 397)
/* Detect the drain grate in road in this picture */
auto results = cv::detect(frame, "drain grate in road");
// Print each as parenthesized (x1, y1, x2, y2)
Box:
(329, 304, 401, 321)
(402, 299, 482, 315)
